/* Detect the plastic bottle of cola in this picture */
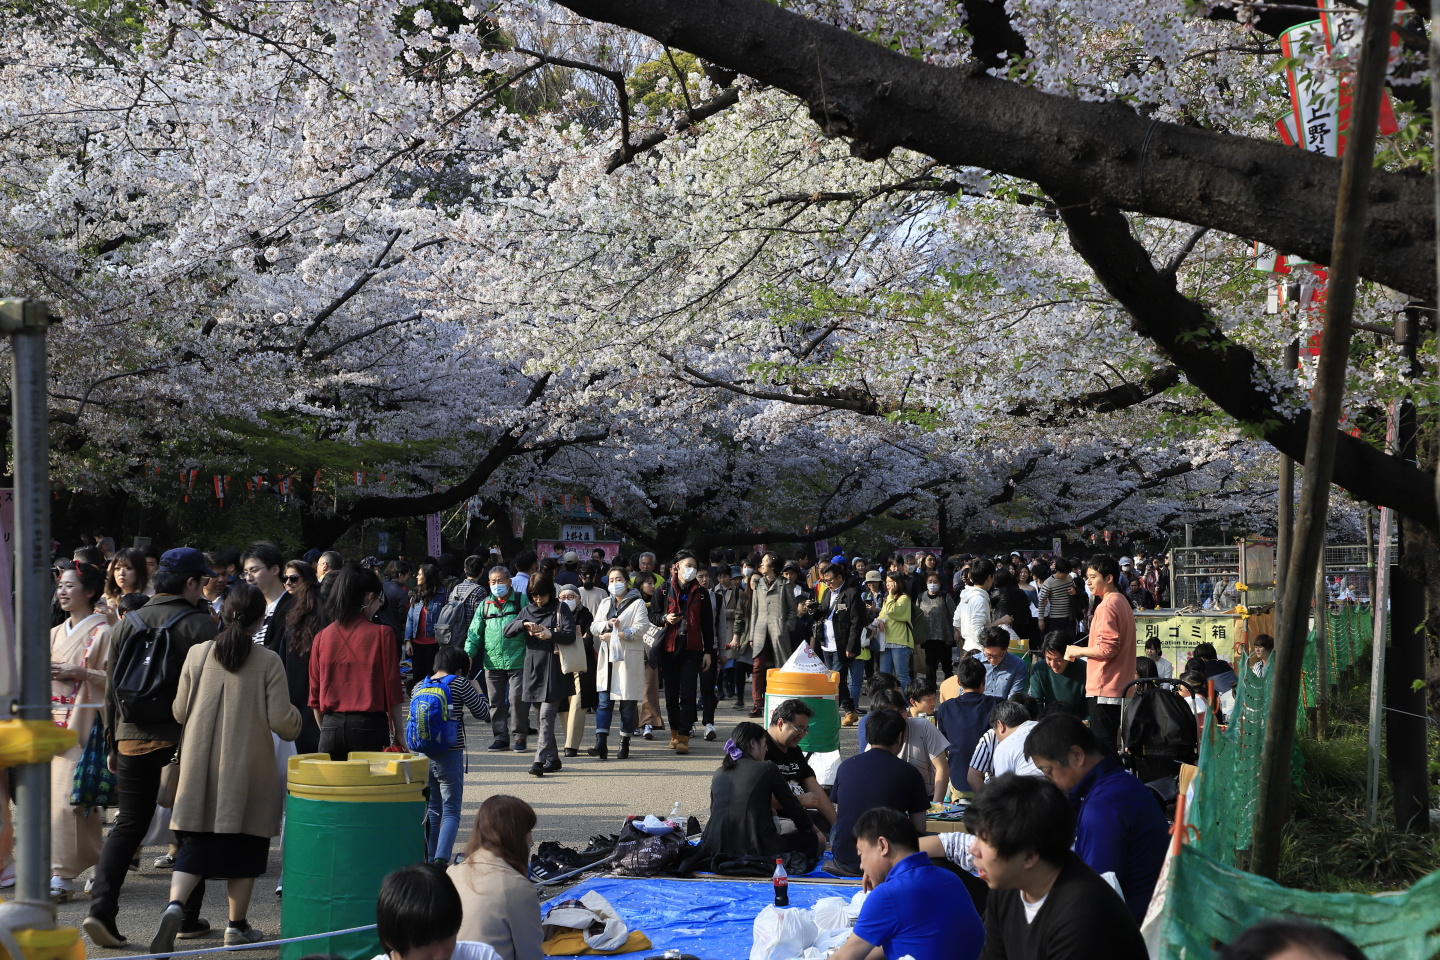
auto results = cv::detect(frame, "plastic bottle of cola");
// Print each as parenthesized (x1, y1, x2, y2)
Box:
(773, 857, 789, 906)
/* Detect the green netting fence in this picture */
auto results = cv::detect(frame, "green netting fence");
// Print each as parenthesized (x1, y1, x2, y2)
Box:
(1154, 606, 1440, 960)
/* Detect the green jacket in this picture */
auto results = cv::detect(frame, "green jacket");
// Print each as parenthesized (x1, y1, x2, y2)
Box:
(465, 591, 528, 670)
(1028, 658, 1089, 720)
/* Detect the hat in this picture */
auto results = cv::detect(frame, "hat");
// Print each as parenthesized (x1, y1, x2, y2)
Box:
(159, 547, 214, 578)
(730, 565, 742, 577)
(563, 550, 579, 563)
(864, 570, 884, 583)
(1121, 557, 1134, 567)
(831, 554, 847, 564)
(557, 584, 579, 597)
(783, 560, 802, 573)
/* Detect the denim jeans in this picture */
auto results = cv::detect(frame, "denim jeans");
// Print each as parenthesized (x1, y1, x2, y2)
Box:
(879, 646, 911, 689)
(595, 689, 638, 737)
(425, 748, 465, 863)
(821, 649, 861, 710)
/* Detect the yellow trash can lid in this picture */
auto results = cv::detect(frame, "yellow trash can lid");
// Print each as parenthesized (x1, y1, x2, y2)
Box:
(765, 670, 839, 696)
(287, 751, 427, 787)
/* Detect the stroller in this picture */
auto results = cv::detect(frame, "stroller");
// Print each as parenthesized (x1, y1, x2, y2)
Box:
(1119, 678, 1199, 804)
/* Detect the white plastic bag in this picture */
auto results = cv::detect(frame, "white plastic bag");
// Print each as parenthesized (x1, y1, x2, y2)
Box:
(780, 642, 829, 674)
(750, 906, 819, 960)
(809, 898, 851, 933)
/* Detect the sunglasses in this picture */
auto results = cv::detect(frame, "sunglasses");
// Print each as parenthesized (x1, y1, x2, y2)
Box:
(282, 575, 301, 585)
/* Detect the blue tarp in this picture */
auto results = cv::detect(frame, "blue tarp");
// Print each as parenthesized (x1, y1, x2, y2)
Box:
(541, 877, 860, 960)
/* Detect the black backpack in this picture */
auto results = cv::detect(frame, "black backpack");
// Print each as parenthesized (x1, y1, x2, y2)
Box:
(1120, 678, 1199, 769)
(434, 582, 482, 646)
(112, 610, 204, 725)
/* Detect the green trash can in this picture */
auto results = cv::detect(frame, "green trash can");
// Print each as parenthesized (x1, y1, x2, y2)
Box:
(764, 669, 840, 752)
(280, 752, 428, 960)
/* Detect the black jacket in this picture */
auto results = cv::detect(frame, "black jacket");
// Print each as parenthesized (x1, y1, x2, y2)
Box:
(504, 599, 577, 703)
(699, 756, 811, 861)
(104, 594, 218, 748)
(259, 591, 295, 655)
(820, 580, 867, 657)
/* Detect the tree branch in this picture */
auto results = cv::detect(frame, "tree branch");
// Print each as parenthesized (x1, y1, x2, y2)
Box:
(1054, 196, 1439, 534)
(552, 0, 1434, 300)
(606, 85, 741, 173)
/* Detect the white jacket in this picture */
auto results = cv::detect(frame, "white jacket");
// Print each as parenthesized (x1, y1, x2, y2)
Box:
(591, 591, 650, 701)
(954, 585, 992, 652)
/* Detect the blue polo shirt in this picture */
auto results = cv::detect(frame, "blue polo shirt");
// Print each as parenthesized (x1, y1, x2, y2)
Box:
(1071, 755, 1169, 924)
(852, 852, 983, 960)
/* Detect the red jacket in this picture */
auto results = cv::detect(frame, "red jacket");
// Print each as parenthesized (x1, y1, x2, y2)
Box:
(662, 579, 715, 654)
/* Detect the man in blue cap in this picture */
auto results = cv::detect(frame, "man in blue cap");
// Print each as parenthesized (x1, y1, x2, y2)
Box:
(85, 548, 219, 948)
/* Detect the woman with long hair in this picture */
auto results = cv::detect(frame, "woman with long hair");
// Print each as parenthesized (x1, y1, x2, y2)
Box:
(48, 563, 112, 902)
(310, 563, 406, 760)
(278, 560, 328, 754)
(697, 722, 826, 862)
(877, 572, 914, 688)
(101, 548, 150, 624)
(449, 796, 542, 960)
(404, 563, 446, 696)
(150, 583, 300, 953)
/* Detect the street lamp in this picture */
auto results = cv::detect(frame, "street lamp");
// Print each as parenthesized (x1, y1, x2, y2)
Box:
(1219, 520, 1232, 543)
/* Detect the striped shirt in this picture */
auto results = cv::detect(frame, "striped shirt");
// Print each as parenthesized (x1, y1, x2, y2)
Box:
(968, 729, 997, 779)
(1038, 576, 1077, 621)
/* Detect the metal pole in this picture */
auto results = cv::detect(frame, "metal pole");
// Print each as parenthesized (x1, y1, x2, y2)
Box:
(1367, 502, 1392, 824)
(1250, 0, 1395, 881)
(1, 299, 53, 908)
(1275, 341, 1298, 609)
(1184, 523, 1193, 548)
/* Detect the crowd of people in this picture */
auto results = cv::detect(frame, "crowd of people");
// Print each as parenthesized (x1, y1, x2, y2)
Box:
(29, 532, 1321, 960)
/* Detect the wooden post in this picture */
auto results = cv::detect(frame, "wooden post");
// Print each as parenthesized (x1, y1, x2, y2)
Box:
(1250, 0, 1396, 881)
(1314, 561, 1328, 740)
(1276, 341, 1297, 608)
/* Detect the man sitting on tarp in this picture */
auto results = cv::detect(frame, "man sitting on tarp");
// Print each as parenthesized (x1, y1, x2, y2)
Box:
(828, 808, 983, 960)
(766, 699, 837, 833)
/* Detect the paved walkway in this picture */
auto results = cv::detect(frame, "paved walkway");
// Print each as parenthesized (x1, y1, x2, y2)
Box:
(22, 698, 858, 959)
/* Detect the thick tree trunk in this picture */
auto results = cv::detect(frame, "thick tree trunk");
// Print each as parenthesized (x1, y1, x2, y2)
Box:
(555, 0, 1435, 300)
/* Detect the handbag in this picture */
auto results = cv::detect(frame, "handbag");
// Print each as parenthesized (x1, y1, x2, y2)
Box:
(158, 640, 211, 808)
(70, 719, 116, 809)
(556, 622, 587, 675)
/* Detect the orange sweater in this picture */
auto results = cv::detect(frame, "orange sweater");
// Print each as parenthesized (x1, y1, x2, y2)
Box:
(1086, 591, 1136, 698)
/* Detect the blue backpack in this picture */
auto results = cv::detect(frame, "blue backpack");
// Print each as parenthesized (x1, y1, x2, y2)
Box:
(405, 674, 460, 755)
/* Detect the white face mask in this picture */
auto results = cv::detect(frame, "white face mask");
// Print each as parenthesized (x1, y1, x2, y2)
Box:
(742, 567, 754, 578)
(608, 581, 627, 597)
(679, 566, 698, 583)
(927, 583, 940, 595)
(562, 598, 577, 611)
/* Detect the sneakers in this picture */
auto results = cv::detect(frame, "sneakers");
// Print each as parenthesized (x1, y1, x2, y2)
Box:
(487, 737, 508, 751)
(512, 739, 527, 753)
(642, 725, 654, 740)
(149, 901, 186, 954)
(178, 919, 213, 940)
(153, 854, 176, 870)
(224, 922, 264, 946)
(50, 877, 74, 903)
(703, 724, 716, 741)
(82, 915, 128, 948)
(0, 863, 14, 888)
(527, 762, 545, 777)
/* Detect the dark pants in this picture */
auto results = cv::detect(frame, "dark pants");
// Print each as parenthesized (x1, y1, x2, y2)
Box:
(406, 642, 438, 696)
(751, 649, 771, 708)
(89, 746, 205, 926)
(699, 658, 718, 726)
(486, 669, 527, 742)
(924, 641, 953, 686)
(661, 649, 703, 736)
(1088, 699, 1123, 750)
(319, 711, 391, 761)
(729, 663, 751, 704)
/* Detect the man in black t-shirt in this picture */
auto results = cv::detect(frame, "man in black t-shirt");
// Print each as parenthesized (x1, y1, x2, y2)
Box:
(767, 700, 837, 831)
(966, 773, 1146, 960)
(824, 709, 929, 877)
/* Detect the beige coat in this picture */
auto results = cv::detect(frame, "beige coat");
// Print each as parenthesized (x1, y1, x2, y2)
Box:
(591, 592, 649, 701)
(170, 641, 301, 837)
(746, 575, 797, 660)
(449, 849, 543, 960)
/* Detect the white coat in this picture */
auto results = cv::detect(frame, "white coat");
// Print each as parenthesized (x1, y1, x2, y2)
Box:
(591, 591, 650, 701)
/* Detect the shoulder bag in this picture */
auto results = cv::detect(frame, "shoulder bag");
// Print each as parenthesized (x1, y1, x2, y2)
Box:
(157, 640, 211, 808)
